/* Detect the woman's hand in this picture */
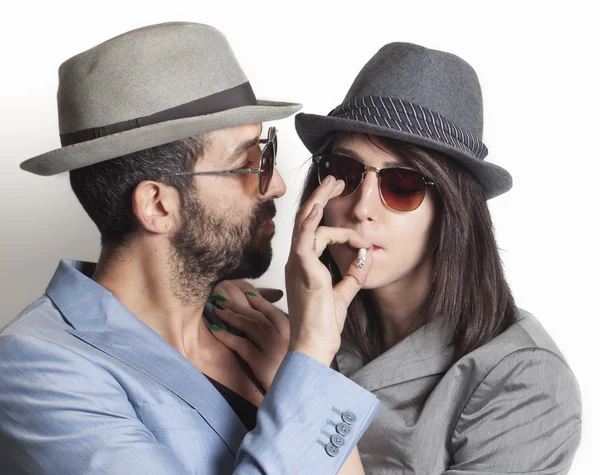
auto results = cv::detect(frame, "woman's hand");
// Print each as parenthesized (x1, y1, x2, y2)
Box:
(286, 176, 374, 366)
(208, 280, 290, 391)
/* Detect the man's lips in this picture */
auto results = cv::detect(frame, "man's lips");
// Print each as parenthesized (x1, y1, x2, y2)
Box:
(258, 219, 275, 232)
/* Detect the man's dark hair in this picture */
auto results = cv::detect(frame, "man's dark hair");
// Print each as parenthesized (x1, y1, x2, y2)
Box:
(69, 137, 206, 245)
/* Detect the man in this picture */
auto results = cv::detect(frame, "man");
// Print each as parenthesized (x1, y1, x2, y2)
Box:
(0, 22, 380, 474)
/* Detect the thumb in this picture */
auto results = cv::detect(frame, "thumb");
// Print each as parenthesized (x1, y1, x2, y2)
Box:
(333, 247, 374, 309)
(255, 287, 284, 303)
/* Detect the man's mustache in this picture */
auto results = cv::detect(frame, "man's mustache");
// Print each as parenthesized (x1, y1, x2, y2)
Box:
(250, 200, 277, 232)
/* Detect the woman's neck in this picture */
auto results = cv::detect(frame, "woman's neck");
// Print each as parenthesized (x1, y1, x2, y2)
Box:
(369, 258, 432, 349)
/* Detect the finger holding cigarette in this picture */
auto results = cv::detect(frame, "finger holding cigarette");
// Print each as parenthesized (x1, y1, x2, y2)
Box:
(306, 226, 371, 258)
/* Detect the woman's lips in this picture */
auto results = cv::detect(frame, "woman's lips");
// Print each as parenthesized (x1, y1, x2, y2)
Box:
(345, 244, 382, 252)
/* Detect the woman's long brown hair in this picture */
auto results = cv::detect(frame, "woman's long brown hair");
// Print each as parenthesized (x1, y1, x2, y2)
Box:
(299, 133, 517, 364)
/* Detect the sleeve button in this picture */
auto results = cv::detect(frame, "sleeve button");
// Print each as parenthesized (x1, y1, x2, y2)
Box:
(341, 411, 356, 424)
(336, 422, 350, 435)
(330, 433, 345, 447)
(325, 443, 340, 457)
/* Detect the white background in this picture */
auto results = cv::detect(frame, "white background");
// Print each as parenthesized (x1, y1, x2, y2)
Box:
(0, 1, 597, 472)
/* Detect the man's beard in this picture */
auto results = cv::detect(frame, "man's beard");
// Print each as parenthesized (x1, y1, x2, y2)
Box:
(168, 192, 276, 305)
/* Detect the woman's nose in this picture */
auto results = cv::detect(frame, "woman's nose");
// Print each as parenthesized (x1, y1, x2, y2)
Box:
(351, 171, 381, 222)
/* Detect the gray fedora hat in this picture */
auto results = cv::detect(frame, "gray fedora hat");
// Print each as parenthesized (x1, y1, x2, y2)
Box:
(20, 22, 302, 176)
(295, 43, 511, 199)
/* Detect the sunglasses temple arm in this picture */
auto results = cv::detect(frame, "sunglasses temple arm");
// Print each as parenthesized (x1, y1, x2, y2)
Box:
(175, 169, 260, 176)
(223, 169, 261, 175)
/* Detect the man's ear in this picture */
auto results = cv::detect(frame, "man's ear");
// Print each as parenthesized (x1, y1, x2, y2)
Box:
(131, 180, 180, 234)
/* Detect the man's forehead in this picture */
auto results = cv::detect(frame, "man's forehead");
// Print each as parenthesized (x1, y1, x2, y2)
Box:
(217, 123, 262, 145)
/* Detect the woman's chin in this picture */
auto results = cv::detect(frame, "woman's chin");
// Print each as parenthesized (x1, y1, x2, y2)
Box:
(332, 257, 382, 290)
(361, 273, 387, 291)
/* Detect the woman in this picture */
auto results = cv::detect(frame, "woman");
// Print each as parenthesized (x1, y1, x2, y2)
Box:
(210, 43, 582, 474)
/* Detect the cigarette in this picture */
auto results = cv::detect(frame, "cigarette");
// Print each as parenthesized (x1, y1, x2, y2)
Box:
(357, 248, 367, 269)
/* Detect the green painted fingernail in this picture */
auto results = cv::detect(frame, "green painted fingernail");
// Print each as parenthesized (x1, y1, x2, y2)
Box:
(214, 303, 226, 310)
(210, 324, 221, 332)
(247, 291, 258, 297)
(209, 294, 227, 302)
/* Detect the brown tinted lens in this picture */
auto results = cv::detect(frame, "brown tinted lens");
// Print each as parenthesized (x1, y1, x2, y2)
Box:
(380, 168, 427, 211)
(318, 155, 364, 196)
(259, 141, 274, 195)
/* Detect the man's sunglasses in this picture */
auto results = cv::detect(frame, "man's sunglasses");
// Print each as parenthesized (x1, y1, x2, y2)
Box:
(312, 153, 435, 211)
(172, 126, 277, 195)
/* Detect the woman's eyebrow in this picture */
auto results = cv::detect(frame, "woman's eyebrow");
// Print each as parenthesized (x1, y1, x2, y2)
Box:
(332, 146, 410, 168)
(331, 147, 365, 162)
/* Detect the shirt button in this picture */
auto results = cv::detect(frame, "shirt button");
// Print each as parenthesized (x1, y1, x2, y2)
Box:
(325, 443, 340, 457)
(330, 433, 345, 447)
(341, 411, 357, 424)
(336, 422, 350, 436)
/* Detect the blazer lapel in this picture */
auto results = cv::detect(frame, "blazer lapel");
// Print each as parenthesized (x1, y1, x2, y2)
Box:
(46, 260, 247, 456)
(336, 321, 454, 392)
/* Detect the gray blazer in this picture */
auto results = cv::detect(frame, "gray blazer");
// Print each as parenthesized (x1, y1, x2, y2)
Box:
(335, 309, 582, 474)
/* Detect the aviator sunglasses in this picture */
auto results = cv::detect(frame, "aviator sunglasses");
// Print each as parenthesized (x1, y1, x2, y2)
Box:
(172, 126, 277, 195)
(313, 153, 435, 211)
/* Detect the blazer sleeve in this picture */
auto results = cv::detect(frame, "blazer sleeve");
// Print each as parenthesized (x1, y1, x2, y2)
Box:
(445, 348, 582, 475)
(0, 335, 380, 474)
(237, 351, 381, 473)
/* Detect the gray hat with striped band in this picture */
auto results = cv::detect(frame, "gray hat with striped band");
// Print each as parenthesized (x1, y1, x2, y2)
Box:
(20, 22, 302, 176)
(295, 42, 511, 199)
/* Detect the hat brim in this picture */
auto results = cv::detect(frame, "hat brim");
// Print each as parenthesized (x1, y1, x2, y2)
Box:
(21, 100, 302, 176)
(295, 112, 512, 199)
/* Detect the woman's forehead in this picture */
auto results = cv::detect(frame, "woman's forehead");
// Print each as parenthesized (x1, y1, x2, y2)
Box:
(332, 133, 412, 167)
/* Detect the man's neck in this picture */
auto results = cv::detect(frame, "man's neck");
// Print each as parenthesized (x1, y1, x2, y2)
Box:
(92, 239, 220, 362)
(92, 239, 266, 404)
